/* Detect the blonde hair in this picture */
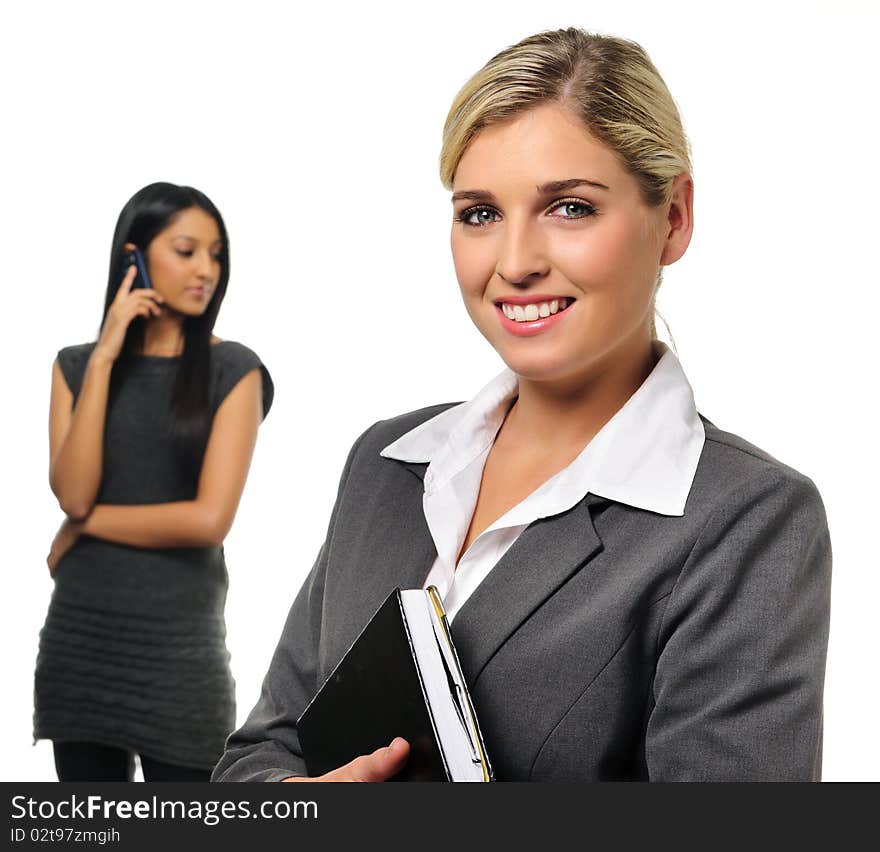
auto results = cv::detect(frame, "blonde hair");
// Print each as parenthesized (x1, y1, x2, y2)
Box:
(440, 27, 691, 341)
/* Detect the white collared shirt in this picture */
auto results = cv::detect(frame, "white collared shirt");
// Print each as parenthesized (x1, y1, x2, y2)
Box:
(379, 341, 705, 623)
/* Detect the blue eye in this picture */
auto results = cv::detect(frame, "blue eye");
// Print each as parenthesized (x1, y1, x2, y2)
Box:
(456, 198, 598, 228)
(548, 198, 598, 219)
(456, 206, 501, 228)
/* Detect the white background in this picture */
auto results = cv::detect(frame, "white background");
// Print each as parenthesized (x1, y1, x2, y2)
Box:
(2, 0, 877, 781)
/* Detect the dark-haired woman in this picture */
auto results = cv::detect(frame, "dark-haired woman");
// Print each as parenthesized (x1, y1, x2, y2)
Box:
(34, 182, 273, 781)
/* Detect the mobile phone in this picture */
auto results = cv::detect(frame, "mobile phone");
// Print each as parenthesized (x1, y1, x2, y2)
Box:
(121, 247, 152, 290)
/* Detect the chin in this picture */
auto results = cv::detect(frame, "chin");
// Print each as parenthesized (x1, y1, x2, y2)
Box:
(494, 347, 583, 384)
(171, 305, 209, 318)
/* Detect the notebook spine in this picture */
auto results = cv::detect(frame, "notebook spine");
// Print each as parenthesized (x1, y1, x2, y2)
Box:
(396, 589, 452, 780)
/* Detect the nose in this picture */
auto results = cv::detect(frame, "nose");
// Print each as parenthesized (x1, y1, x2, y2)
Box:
(195, 249, 217, 281)
(495, 217, 550, 286)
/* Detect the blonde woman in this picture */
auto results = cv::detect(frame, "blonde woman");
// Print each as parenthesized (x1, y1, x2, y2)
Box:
(214, 28, 831, 782)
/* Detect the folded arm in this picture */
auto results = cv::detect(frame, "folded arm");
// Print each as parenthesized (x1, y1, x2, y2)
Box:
(77, 368, 264, 549)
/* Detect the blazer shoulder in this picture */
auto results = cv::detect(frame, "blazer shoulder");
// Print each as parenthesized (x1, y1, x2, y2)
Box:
(693, 412, 825, 511)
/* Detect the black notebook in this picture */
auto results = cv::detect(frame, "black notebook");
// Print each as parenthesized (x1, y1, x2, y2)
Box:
(296, 586, 493, 782)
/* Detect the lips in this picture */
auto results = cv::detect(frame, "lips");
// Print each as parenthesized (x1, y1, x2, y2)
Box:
(493, 296, 576, 337)
(493, 294, 575, 306)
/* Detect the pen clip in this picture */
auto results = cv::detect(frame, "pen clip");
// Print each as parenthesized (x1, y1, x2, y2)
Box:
(426, 588, 482, 765)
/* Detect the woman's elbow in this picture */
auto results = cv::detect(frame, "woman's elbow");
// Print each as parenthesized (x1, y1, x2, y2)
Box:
(203, 506, 234, 548)
(51, 471, 95, 521)
(56, 490, 94, 522)
(62, 506, 91, 523)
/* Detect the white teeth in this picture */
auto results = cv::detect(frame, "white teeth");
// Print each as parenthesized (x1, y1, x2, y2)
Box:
(500, 299, 571, 323)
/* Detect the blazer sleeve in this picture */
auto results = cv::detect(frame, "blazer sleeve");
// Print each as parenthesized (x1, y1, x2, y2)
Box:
(645, 466, 832, 781)
(211, 423, 374, 782)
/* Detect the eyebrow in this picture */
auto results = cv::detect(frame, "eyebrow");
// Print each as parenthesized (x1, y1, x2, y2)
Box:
(451, 177, 610, 203)
(172, 234, 223, 246)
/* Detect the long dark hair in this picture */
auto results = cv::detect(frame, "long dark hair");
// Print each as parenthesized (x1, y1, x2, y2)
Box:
(101, 182, 230, 477)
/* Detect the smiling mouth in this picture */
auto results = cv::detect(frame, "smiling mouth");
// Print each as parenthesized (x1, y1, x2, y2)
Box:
(494, 297, 575, 323)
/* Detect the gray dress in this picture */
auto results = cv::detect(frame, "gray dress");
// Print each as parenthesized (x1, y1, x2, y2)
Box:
(33, 340, 274, 770)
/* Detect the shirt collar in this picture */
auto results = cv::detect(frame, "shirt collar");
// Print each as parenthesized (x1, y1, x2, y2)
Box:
(380, 341, 705, 517)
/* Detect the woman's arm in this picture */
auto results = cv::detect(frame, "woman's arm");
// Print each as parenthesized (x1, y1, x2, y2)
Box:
(645, 467, 832, 781)
(50, 268, 164, 519)
(49, 351, 115, 519)
(79, 368, 264, 549)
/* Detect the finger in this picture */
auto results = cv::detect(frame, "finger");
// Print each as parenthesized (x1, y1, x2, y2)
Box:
(124, 289, 163, 305)
(137, 288, 164, 304)
(125, 305, 150, 324)
(116, 263, 138, 299)
(326, 738, 410, 782)
(140, 298, 163, 317)
(132, 298, 160, 314)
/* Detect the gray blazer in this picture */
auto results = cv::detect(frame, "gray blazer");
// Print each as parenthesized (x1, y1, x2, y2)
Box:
(212, 404, 832, 782)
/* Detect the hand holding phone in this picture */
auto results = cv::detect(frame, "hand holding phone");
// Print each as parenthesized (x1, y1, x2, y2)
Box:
(122, 247, 152, 290)
(94, 250, 164, 364)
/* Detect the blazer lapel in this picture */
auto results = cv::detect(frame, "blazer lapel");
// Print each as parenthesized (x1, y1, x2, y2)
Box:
(450, 493, 606, 688)
(332, 456, 604, 694)
(329, 460, 437, 659)
(374, 460, 435, 594)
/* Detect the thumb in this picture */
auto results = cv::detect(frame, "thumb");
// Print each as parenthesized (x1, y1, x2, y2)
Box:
(335, 738, 410, 782)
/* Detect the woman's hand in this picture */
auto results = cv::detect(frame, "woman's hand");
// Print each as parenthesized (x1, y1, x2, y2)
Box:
(93, 261, 164, 364)
(47, 518, 84, 577)
(281, 738, 410, 782)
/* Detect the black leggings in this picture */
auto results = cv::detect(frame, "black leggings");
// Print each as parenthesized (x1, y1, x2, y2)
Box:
(53, 741, 211, 782)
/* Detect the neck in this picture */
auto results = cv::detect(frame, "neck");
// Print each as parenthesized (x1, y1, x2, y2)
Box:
(140, 314, 186, 357)
(503, 335, 661, 457)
